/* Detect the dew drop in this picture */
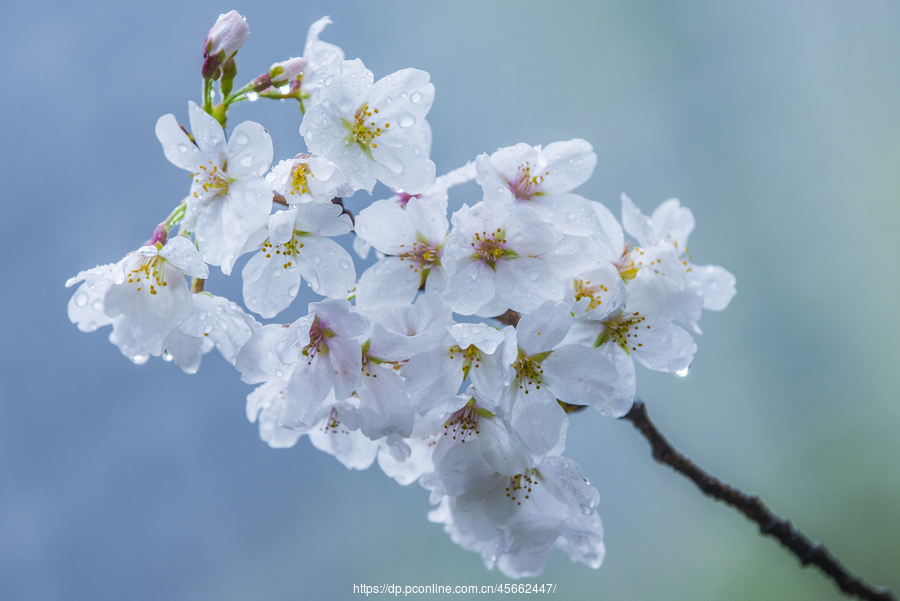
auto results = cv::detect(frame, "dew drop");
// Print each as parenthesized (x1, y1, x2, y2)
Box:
(233, 133, 249, 145)
(675, 364, 691, 377)
(131, 353, 149, 365)
(246, 92, 259, 102)
(275, 369, 284, 378)
(323, 74, 334, 87)
(177, 143, 189, 153)
(580, 503, 594, 516)
(398, 113, 416, 128)
(289, 284, 300, 296)
(527, 271, 539, 282)
(410, 91, 423, 103)
(74, 292, 88, 307)
(91, 299, 102, 311)
(339, 259, 350, 269)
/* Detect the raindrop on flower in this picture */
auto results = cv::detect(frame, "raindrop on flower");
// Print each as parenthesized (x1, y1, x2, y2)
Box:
(246, 92, 259, 102)
(75, 292, 88, 307)
(410, 91, 422, 103)
(398, 113, 416, 128)
(177, 143, 189, 153)
(580, 503, 594, 516)
(675, 364, 691, 377)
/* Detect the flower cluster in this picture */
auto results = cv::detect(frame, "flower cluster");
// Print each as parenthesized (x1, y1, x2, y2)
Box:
(68, 12, 735, 578)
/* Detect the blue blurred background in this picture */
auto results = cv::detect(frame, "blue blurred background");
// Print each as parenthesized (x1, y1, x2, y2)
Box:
(1, 0, 898, 599)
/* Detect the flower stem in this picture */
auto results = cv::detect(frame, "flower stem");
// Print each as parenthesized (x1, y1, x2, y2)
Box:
(621, 400, 895, 601)
(162, 202, 187, 232)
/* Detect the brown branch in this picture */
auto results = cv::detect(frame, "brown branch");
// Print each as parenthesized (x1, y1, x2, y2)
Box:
(622, 400, 894, 601)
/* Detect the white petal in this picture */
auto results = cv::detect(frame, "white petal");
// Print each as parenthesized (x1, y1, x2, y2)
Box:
(355, 257, 420, 309)
(688, 264, 736, 311)
(155, 113, 202, 171)
(621, 193, 654, 247)
(308, 416, 379, 470)
(293, 235, 356, 299)
(159, 235, 208, 278)
(241, 249, 302, 319)
(516, 301, 573, 357)
(541, 345, 617, 406)
(540, 139, 597, 194)
(494, 258, 563, 313)
(227, 121, 274, 179)
(188, 101, 226, 155)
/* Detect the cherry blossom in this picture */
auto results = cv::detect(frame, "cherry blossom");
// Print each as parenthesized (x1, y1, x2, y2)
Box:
(156, 101, 274, 274)
(300, 58, 436, 194)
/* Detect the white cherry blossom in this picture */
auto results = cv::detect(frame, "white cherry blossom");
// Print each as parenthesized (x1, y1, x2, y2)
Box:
(354, 194, 449, 308)
(621, 194, 736, 312)
(401, 323, 516, 414)
(102, 236, 208, 357)
(442, 200, 568, 316)
(266, 153, 346, 204)
(477, 140, 601, 236)
(156, 101, 274, 273)
(241, 202, 355, 318)
(300, 58, 436, 194)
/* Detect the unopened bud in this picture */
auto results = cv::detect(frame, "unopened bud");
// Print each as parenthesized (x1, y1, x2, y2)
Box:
(202, 11, 249, 79)
(269, 57, 307, 85)
(146, 224, 168, 247)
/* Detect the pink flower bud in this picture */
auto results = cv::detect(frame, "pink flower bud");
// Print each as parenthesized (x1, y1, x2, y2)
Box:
(269, 57, 307, 85)
(204, 10, 249, 62)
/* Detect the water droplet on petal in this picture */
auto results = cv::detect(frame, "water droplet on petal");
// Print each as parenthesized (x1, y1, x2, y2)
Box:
(398, 113, 416, 128)
(675, 363, 691, 377)
(410, 91, 423, 103)
(324, 75, 334, 87)
(91, 299, 102, 311)
(240, 155, 253, 167)
(580, 503, 594, 516)
(74, 292, 88, 307)
(246, 92, 259, 102)
(275, 369, 284, 378)
(204, 324, 214, 334)
(177, 143, 189, 153)
(339, 260, 349, 269)
(527, 271, 539, 282)
(289, 284, 300, 296)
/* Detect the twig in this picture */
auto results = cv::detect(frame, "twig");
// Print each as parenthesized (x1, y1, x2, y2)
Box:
(622, 400, 894, 601)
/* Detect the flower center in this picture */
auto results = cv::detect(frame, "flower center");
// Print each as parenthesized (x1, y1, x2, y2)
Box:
(125, 253, 169, 296)
(513, 355, 544, 395)
(322, 407, 349, 434)
(290, 161, 314, 196)
(448, 344, 482, 379)
(191, 160, 231, 199)
(398, 240, 440, 271)
(470, 229, 513, 268)
(573, 278, 609, 311)
(444, 402, 481, 443)
(505, 469, 538, 505)
(259, 231, 306, 269)
(302, 317, 330, 363)
(597, 311, 648, 354)
(508, 162, 548, 201)
(345, 103, 390, 155)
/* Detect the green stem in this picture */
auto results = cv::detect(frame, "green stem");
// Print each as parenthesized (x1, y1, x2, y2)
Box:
(162, 202, 187, 232)
(202, 79, 213, 114)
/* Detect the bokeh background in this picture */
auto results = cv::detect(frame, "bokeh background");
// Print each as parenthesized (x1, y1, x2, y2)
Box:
(2, 0, 899, 599)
